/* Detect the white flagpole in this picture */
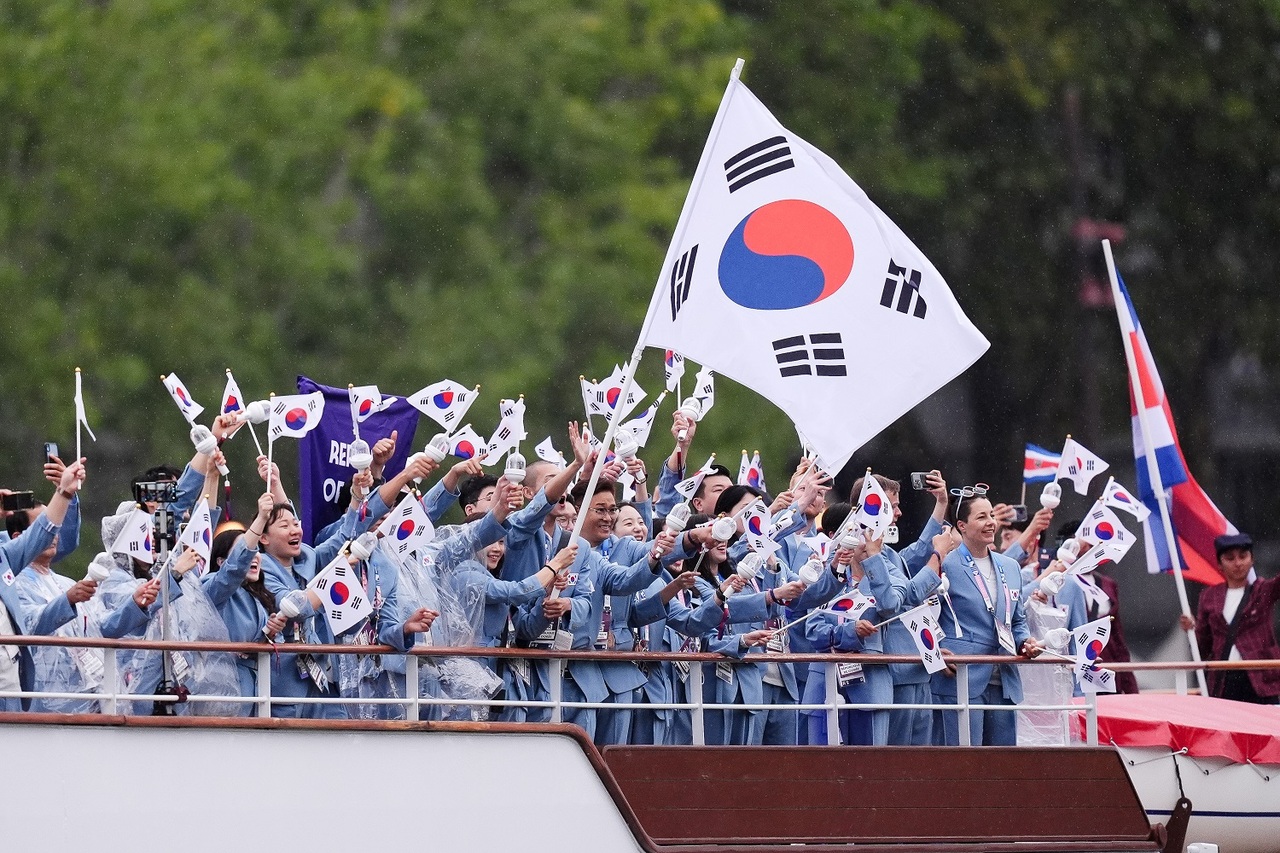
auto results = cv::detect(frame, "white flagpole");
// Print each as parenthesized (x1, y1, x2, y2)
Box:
(265, 392, 276, 501)
(74, 367, 83, 461)
(557, 59, 747, 572)
(1102, 239, 1206, 694)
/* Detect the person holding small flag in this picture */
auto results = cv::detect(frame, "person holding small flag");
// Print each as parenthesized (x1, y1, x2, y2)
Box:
(933, 488, 1043, 745)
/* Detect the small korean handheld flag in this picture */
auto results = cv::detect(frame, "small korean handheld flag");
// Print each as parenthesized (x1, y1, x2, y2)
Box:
(692, 366, 715, 413)
(498, 397, 528, 440)
(673, 456, 718, 501)
(1100, 477, 1151, 523)
(349, 384, 393, 426)
(482, 414, 521, 464)
(1057, 437, 1109, 495)
(824, 590, 875, 621)
(1076, 662, 1117, 694)
(408, 380, 478, 433)
(535, 436, 565, 468)
(664, 350, 685, 392)
(580, 377, 607, 419)
(75, 368, 96, 442)
(741, 498, 779, 558)
(162, 373, 205, 425)
(1067, 542, 1121, 577)
(110, 509, 155, 566)
(622, 393, 666, 448)
(747, 451, 765, 491)
(1074, 503, 1135, 558)
(309, 553, 373, 635)
(598, 364, 646, 421)
(268, 392, 325, 440)
(377, 493, 436, 559)
(447, 424, 486, 460)
(1073, 616, 1111, 665)
(178, 498, 213, 564)
(737, 450, 751, 486)
(221, 369, 247, 417)
(903, 602, 947, 674)
(853, 472, 894, 539)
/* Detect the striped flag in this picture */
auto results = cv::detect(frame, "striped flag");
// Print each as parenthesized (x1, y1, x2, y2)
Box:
(1023, 444, 1061, 483)
(1115, 271, 1231, 585)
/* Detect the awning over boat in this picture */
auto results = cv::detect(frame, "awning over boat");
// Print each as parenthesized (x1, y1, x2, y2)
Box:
(1079, 694, 1280, 764)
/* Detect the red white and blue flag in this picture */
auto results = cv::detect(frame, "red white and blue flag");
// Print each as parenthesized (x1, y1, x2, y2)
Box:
(903, 601, 947, 674)
(1023, 444, 1061, 483)
(1115, 271, 1231, 585)
(376, 492, 436, 560)
(309, 553, 373, 634)
(408, 380, 478, 434)
(221, 370, 246, 417)
(162, 373, 205, 425)
(1100, 476, 1151, 523)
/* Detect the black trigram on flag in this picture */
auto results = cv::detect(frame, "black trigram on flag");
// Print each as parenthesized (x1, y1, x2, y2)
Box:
(314, 577, 329, 590)
(442, 410, 456, 424)
(669, 245, 698, 321)
(881, 259, 928, 319)
(724, 136, 794, 193)
(772, 332, 847, 378)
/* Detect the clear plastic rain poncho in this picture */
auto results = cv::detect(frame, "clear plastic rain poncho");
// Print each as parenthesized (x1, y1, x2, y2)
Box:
(335, 544, 407, 722)
(96, 505, 242, 716)
(396, 520, 499, 720)
(1016, 597, 1075, 746)
(16, 566, 104, 714)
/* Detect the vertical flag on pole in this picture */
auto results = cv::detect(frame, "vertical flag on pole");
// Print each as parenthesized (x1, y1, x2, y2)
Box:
(1023, 444, 1061, 483)
(1057, 437, 1109, 495)
(74, 368, 96, 460)
(178, 498, 214, 564)
(1112, 268, 1232, 586)
(162, 373, 205, 425)
(110, 509, 155, 565)
(221, 370, 246, 417)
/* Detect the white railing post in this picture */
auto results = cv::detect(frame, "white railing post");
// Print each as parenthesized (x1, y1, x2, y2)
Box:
(257, 652, 272, 718)
(549, 658, 562, 723)
(690, 661, 705, 745)
(1086, 690, 1099, 746)
(101, 648, 117, 715)
(406, 653, 420, 721)
(1174, 669, 1188, 696)
(956, 663, 971, 746)
(824, 661, 840, 746)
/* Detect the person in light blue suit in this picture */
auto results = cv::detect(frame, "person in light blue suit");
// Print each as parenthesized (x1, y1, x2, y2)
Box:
(932, 491, 1043, 746)
(499, 422, 590, 583)
(0, 461, 86, 711)
(799, 503, 901, 746)
(207, 526, 284, 712)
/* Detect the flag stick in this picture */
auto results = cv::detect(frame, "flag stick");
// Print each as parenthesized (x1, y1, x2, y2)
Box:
(1020, 482, 1027, 506)
(554, 59, 747, 597)
(266, 393, 276, 501)
(1103, 239, 1206, 694)
(870, 608, 915, 632)
(348, 383, 359, 442)
(246, 421, 265, 457)
(74, 367, 82, 461)
(776, 604, 841, 635)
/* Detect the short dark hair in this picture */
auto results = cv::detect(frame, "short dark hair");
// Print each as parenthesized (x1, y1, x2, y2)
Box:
(459, 475, 498, 510)
(5, 505, 42, 538)
(849, 473, 900, 503)
(208, 528, 242, 570)
(569, 478, 616, 509)
(955, 494, 990, 525)
(820, 502, 853, 537)
(713, 484, 763, 518)
(131, 465, 182, 489)
(692, 464, 734, 501)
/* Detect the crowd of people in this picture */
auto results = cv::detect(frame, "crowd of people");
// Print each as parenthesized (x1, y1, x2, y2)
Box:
(0, 405, 1274, 747)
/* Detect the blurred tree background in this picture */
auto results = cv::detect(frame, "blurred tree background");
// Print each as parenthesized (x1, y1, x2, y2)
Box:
(3, 0, 1279, 651)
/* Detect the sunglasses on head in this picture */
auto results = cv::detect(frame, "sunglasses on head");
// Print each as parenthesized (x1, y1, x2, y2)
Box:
(950, 483, 990, 521)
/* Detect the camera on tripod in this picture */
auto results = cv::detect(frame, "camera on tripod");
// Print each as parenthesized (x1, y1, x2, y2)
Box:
(132, 480, 180, 556)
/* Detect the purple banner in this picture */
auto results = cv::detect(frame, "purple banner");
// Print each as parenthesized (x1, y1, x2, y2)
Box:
(297, 376, 420, 544)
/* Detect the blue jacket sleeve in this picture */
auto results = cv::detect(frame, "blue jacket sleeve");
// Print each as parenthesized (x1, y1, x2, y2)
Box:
(51, 498, 80, 564)
(100, 595, 150, 638)
(27, 591, 77, 635)
(421, 480, 459, 525)
(200, 538, 255, 607)
(1, 514, 57, 575)
(507, 490, 553, 537)
(654, 463, 684, 518)
(169, 462, 204, 520)
(862, 553, 909, 618)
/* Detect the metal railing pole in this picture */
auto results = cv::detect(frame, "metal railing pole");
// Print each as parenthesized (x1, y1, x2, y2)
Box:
(824, 661, 840, 746)
(406, 654, 419, 722)
(690, 661, 705, 745)
(1086, 691, 1099, 746)
(957, 664, 971, 746)
(1174, 669, 1188, 696)
(256, 652, 271, 718)
(549, 658, 563, 723)
(101, 648, 117, 715)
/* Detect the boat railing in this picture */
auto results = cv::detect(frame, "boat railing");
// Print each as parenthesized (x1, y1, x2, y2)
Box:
(4, 635, 1278, 746)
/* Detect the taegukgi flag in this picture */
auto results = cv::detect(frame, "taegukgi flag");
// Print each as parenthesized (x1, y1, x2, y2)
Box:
(639, 63, 989, 473)
(309, 553, 373, 635)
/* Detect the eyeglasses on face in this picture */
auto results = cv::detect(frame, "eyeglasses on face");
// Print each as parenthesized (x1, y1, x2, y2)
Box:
(590, 505, 619, 517)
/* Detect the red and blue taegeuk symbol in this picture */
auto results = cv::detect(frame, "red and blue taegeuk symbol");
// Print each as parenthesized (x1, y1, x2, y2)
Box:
(397, 519, 416, 540)
(285, 408, 308, 430)
(223, 395, 241, 414)
(747, 517, 764, 536)
(329, 582, 350, 606)
(747, 467, 761, 488)
(175, 387, 193, 408)
(863, 493, 883, 516)
(919, 627, 936, 650)
(358, 398, 374, 417)
(1084, 639, 1104, 661)
(454, 440, 475, 459)
(202, 529, 211, 548)
(1095, 522, 1115, 540)
(606, 387, 621, 408)
(665, 350, 677, 367)
(718, 199, 854, 310)
(433, 391, 454, 409)
(830, 596, 856, 612)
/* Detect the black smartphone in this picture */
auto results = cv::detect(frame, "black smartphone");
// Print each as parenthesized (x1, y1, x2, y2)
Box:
(43, 442, 59, 464)
(1011, 504, 1029, 523)
(1, 491, 36, 512)
(909, 472, 930, 490)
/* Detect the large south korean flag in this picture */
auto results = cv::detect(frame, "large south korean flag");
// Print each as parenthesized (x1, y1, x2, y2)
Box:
(640, 62, 988, 473)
